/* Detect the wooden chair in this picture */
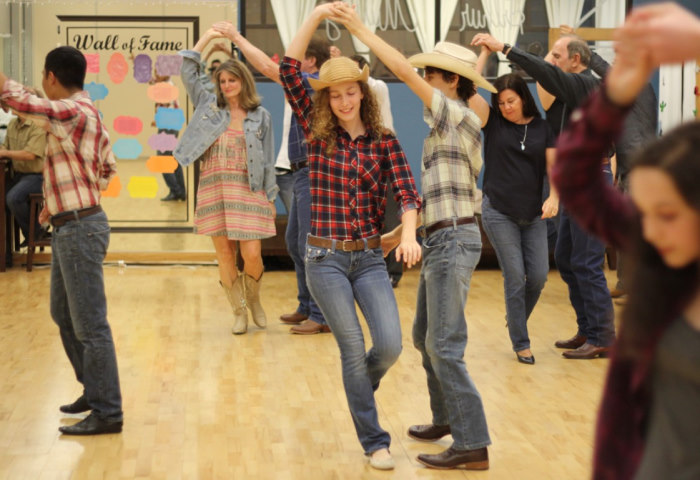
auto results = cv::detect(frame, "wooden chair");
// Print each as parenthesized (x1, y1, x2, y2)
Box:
(26, 193, 51, 272)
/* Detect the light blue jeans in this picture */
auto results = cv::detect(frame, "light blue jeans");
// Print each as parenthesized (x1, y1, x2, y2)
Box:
(481, 195, 549, 352)
(50, 210, 123, 421)
(413, 222, 491, 451)
(305, 239, 401, 454)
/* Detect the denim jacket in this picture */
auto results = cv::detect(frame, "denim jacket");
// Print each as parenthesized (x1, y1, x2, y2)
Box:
(174, 50, 278, 201)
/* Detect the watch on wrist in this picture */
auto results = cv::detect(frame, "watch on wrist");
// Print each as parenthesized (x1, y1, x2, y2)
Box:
(502, 43, 511, 55)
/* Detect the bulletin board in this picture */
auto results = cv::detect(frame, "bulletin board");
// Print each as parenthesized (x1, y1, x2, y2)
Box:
(56, 15, 199, 231)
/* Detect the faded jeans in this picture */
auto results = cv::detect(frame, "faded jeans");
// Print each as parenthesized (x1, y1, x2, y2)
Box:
(305, 239, 401, 454)
(413, 222, 491, 451)
(481, 195, 549, 352)
(50, 210, 123, 421)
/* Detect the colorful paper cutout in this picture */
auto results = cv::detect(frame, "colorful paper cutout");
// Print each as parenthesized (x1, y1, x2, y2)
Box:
(85, 53, 100, 74)
(147, 82, 179, 104)
(113, 116, 143, 135)
(155, 55, 183, 77)
(146, 155, 179, 173)
(85, 82, 109, 101)
(155, 107, 185, 131)
(148, 132, 179, 153)
(102, 174, 122, 197)
(133, 54, 153, 84)
(112, 138, 143, 159)
(107, 53, 128, 84)
(127, 176, 159, 198)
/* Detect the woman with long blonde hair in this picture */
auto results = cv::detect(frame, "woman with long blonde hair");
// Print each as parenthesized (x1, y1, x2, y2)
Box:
(174, 28, 277, 335)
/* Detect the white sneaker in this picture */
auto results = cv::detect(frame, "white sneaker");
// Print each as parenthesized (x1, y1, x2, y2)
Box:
(368, 448, 395, 470)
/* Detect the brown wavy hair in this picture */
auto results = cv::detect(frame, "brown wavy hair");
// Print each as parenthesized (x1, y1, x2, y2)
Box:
(617, 122, 700, 359)
(310, 81, 384, 154)
(213, 59, 261, 111)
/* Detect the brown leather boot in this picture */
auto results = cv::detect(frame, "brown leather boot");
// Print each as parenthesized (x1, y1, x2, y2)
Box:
(244, 272, 267, 328)
(220, 275, 248, 334)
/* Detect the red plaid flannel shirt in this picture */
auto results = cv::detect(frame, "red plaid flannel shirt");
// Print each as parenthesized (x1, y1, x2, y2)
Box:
(280, 57, 420, 240)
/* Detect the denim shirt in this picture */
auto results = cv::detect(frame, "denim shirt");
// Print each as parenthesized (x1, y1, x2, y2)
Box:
(174, 50, 278, 201)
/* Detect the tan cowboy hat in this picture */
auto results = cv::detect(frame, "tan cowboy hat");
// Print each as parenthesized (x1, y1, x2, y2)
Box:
(409, 42, 496, 93)
(308, 56, 370, 90)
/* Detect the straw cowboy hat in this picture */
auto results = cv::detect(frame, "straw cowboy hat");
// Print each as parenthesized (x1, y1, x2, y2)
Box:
(409, 42, 496, 93)
(308, 56, 370, 90)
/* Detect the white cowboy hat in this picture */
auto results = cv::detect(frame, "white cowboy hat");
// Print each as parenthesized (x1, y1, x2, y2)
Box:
(308, 56, 370, 90)
(409, 42, 496, 93)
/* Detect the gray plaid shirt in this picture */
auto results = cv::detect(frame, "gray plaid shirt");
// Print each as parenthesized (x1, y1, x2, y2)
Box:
(420, 89, 482, 228)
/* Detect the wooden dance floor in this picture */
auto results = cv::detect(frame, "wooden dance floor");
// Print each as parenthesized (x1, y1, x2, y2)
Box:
(0, 265, 618, 479)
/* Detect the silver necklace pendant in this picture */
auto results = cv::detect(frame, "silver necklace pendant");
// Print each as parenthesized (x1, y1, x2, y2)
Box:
(519, 123, 528, 151)
(520, 142, 525, 151)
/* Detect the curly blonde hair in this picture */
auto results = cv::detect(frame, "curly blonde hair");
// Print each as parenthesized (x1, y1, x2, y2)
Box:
(310, 81, 385, 154)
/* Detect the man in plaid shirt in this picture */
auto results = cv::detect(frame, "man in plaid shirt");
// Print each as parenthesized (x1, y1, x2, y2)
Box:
(0, 46, 123, 435)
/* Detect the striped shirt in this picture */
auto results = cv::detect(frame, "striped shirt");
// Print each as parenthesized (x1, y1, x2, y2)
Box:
(421, 89, 482, 228)
(1, 79, 116, 215)
(280, 57, 420, 240)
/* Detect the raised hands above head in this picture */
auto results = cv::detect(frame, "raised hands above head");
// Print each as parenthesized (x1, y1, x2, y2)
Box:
(617, 2, 700, 66)
(470, 33, 505, 54)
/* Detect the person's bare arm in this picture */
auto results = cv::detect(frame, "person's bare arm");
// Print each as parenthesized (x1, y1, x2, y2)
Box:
(331, 2, 434, 106)
(213, 21, 282, 84)
(619, 2, 700, 66)
(0, 147, 38, 162)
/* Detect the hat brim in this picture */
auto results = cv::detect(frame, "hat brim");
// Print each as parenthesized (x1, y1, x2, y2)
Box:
(409, 52, 496, 94)
(307, 65, 370, 91)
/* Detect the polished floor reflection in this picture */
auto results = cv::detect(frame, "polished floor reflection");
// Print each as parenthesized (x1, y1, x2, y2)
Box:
(0, 266, 618, 479)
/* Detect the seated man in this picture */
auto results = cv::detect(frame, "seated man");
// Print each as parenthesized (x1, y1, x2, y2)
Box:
(0, 99, 47, 252)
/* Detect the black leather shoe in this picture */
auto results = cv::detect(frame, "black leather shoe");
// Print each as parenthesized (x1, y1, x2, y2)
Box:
(516, 353, 535, 365)
(408, 424, 451, 442)
(161, 192, 178, 201)
(417, 446, 489, 470)
(59, 395, 90, 414)
(554, 333, 587, 349)
(59, 413, 123, 435)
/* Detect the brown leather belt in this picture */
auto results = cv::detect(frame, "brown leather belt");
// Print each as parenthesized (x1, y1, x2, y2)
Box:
(290, 161, 309, 172)
(307, 234, 381, 252)
(50, 205, 103, 227)
(424, 216, 475, 237)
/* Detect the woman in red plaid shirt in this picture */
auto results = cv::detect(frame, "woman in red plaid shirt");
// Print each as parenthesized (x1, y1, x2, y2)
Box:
(554, 4, 700, 478)
(280, 4, 421, 471)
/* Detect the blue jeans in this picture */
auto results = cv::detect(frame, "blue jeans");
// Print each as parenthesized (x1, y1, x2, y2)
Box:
(50, 210, 123, 421)
(481, 196, 549, 352)
(159, 129, 185, 198)
(162, 164, 186, 198)
(413, 223, 491, 451)
(6, 173, 43, 239)
(285, 167, 324, 324)
(305, 241, 401, 454)
(275, 169, 294, 214)
(554, 168, 615, 347)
